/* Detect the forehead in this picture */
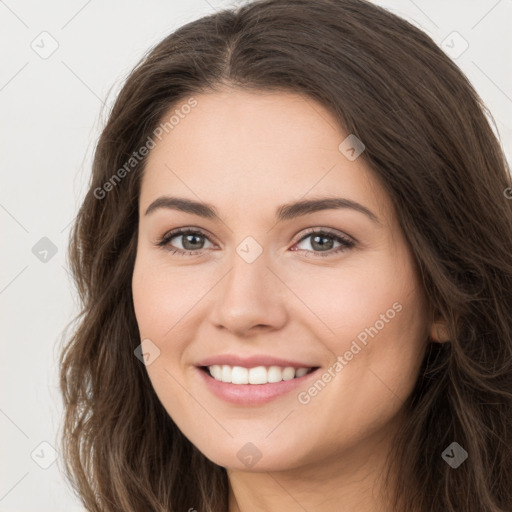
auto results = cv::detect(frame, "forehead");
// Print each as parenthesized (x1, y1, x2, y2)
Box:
(139, 89, 391, 224)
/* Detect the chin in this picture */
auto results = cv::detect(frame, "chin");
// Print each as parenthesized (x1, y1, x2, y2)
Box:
(197, 440, 307, 473)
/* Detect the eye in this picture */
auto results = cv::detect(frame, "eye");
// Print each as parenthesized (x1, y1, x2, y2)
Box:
(291, 228, 355, 257)
(155, 227, 355, 257)
(156, 228, 215, 256)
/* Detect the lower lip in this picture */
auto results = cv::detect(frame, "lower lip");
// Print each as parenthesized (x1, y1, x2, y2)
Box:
(196, 367, 320, 406)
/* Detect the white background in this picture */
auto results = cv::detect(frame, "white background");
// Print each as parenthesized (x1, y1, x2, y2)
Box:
(1, 0, 511, 510)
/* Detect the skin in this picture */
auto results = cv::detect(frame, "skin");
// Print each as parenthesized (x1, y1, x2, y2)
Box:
(131, 88, 449, 512)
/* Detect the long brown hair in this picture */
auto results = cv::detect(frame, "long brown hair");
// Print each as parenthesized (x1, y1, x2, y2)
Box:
(58, 0, 512, 510)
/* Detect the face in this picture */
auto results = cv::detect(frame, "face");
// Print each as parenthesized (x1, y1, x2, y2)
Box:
(132, 89, 431, 472)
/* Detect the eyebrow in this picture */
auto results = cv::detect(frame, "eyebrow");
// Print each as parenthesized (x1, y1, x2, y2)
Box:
(144, 195, 381, 225)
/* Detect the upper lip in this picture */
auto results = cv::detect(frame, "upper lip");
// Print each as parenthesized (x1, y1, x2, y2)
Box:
(196, 354, 319, 369)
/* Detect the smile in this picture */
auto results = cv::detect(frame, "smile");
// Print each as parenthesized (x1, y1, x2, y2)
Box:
(196, 365, 320, 406)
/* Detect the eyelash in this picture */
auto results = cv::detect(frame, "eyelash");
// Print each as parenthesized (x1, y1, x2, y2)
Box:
(155, 227, 356, 258)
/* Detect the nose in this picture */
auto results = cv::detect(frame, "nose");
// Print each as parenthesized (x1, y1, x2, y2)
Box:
(209, 250, 288, 336)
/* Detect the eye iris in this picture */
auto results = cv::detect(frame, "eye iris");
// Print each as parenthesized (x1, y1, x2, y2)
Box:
(311, 234, 334, 251)
(182, 233, 204, 250)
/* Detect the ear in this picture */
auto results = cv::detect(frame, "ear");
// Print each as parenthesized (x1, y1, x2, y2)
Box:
(429, 319, 450, 343)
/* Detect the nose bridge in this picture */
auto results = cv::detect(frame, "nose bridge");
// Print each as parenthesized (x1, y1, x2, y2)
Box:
(210, 243, 288, 334)
(226, 247, 269, 297)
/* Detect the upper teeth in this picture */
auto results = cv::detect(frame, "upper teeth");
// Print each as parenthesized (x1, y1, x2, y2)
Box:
(207, 365, 311, 384)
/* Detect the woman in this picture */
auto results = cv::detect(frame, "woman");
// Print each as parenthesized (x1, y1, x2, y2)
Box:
(58, 0, 512, 510)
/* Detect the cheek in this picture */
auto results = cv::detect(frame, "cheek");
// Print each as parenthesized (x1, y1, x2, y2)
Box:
(286, 254, 427, 446)
(132, 253, 209, 339)
(288, 247, 428, 394)
(131, 255, 203, 420)
(287, 253, 423, 343)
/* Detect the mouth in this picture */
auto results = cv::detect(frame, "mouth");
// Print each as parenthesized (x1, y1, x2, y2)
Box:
(195, 364, 321, 406)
